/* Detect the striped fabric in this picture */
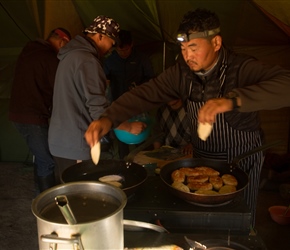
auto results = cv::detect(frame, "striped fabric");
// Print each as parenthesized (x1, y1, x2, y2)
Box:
(187, 95, 263, 227)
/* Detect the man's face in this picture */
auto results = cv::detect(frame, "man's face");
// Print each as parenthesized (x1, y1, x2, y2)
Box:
(116, 44, 132, 59)
(180, 36, 220, 72)
(98, 34, 116, 56)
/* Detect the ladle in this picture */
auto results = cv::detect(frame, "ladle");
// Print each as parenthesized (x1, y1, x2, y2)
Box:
(55, 195, 77, 225)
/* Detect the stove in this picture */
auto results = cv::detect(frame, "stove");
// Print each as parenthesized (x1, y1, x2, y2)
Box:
(124, 175, 251, 234)
(124, 231, 267, 250)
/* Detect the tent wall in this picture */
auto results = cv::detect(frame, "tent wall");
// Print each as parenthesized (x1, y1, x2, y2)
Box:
(1, 0, 290, 162)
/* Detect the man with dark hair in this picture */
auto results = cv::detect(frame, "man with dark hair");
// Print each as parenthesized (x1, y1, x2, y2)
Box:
(117, 29, 133, 49)
(85, 8, 290, 226)
(104, 30, 154, 103)
(9, 28, 71, 193)
(48, 16, 120, 182)
(104, 29, 154, 159)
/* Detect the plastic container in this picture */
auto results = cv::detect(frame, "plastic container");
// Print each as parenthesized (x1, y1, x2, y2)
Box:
(268, 205, 290, 225)
(114, 114, 152, 145)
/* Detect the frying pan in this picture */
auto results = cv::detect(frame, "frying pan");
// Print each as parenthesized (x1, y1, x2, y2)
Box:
(160, 141, 282, 206)
(61, 159, 147, 197)
(61, 133, 165, 197)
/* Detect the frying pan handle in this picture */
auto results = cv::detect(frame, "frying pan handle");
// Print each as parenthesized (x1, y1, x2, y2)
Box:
(231, 140, 283, 169)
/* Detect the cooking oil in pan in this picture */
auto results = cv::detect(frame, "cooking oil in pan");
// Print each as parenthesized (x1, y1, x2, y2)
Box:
(40, 193, 120, 224)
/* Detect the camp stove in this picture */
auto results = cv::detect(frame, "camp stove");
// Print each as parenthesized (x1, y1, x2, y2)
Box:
(124, 175, 251, 234)
(123, 176, 268, 249)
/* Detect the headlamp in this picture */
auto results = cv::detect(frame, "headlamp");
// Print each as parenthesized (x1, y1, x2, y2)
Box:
(177, 27, 220, 42)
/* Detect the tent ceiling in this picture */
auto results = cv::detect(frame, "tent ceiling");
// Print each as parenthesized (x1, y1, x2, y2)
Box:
(1, 0, 290, 98)
(1, 0, 290, 160)
(254, 0, 290, 25)
(1, 0, 290, 51)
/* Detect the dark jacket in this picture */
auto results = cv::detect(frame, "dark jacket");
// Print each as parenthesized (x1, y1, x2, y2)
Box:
(103, 46, 290, 129)
(9, 39, 59, 124)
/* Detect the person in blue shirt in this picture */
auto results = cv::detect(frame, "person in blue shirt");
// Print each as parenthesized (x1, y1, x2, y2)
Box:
(104, 30, 155, 159)
(153, 99, 193, 155)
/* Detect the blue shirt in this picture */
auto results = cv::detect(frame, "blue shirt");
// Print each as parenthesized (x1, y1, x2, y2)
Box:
(104, 48, 154, 101)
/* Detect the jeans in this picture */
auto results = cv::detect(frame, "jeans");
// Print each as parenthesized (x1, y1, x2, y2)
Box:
(13, 122, 55, 177)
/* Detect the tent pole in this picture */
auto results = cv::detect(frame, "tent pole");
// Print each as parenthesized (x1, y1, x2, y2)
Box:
(163, 41, 166, 71)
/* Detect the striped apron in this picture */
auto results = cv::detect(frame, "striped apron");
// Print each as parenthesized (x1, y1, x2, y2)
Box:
(187, 82, 263, 227)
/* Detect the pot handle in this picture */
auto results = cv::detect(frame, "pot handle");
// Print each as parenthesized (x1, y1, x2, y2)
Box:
(41, 233, 84, 250)
(123, 219, 169, 233)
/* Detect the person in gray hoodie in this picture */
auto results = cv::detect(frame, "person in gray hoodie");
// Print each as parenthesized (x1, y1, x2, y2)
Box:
(48, 16, 120, 183)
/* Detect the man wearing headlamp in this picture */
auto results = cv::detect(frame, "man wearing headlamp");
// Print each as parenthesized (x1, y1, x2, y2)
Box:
(85, 8, 290, 227)
(177, 27, 221, 42)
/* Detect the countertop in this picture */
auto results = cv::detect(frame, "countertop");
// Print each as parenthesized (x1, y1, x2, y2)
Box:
(124, 231, 267, 250)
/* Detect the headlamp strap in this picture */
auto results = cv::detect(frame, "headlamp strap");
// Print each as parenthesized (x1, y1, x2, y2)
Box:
(177, 27, 220, 42)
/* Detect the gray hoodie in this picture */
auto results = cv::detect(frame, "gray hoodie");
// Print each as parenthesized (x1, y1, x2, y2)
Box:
(48, 35, 108, 160)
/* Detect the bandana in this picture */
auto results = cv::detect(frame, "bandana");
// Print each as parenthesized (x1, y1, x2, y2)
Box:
(84, 15, 120, 42)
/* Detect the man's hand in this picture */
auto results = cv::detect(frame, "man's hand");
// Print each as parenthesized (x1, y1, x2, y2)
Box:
(198, 98, 233, 124)
(181, 143, 193, 155)
(117, 121, 147, 135)
(85, 117, 113, 148)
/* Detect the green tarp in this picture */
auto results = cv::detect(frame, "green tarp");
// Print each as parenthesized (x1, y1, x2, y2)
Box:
(1, 0, 290, 161)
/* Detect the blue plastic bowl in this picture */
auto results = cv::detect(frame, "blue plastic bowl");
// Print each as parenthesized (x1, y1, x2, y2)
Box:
(114, 116, 152, 145)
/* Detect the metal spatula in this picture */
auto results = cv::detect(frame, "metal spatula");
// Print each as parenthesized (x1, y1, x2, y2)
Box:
(184, 236, 207, 250)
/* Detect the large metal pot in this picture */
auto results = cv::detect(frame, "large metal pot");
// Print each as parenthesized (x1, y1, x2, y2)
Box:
(160, 141, 281, 206)
(32, 181, 127, 250)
